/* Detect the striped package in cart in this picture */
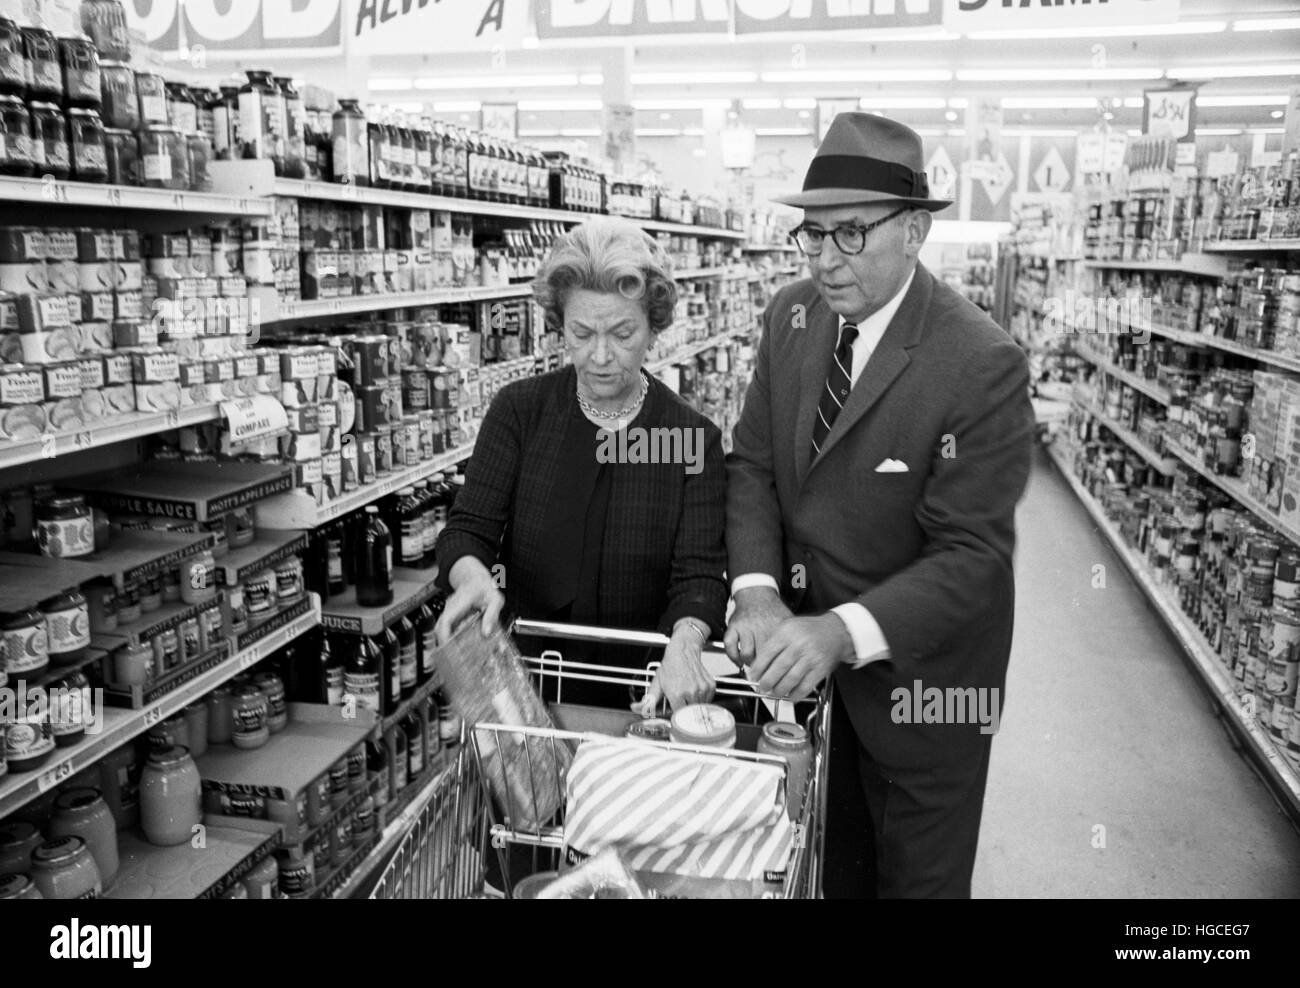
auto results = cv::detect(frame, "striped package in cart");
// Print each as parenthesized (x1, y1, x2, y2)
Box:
(562, 739, 792, 897)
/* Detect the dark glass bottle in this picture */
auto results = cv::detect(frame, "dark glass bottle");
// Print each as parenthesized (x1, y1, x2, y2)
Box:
(367, 115, 387, 189)
(355, 506, 393, 607)
(395, 487, 424, 569)
(415, 600, 438, 686)
(212, 85, 238, 162)
(321, 633, 343, 706)
(343, 635, 381, 714)
(391, 724, 408, 791)
(325, 521, 346, 598)
(394, 615, 417, 700)
(402, 711, 424, 780)
(454, 126, 469, 199)
(413, 119, 431, 194)
(380, 626, 402, 717)
(366, 739, 390, 809)
(237, 69, 275, 163)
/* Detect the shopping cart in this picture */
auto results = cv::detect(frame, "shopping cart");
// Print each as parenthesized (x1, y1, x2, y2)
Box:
(370, 619, 832, 899)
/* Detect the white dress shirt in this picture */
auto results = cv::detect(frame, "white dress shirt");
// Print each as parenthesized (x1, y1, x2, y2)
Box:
(732, 266, 917, 668)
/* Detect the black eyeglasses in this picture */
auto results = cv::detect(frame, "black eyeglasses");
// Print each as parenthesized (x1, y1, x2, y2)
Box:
(789, 207, 911, 256)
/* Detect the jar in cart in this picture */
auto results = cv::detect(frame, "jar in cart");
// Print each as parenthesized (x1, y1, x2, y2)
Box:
(0, 821, 43, 875)
(81, 0, 132, 61)
(757, 722, 814, 820)
(231, 683, 269, 750)
(59, 35, 100, 109)
(50, 788, 119, 886)
(29, 101, 70, 180)
(255, 671, 288, 734)
(41, 590, 89, 666)
(669, 704, 736, 749)
(206, 685, 233, 744)
(140, 745, 201, 847)
(69, 108, 107, 182)
(22, 26, 62, 102)
(0, 95, 35, 175)
(4, 608, 49, 678)
(0, 17, 25, 95)
(98, 61, 137, 130)
(0, 873, 42, 899)
(113, 639, 153, 686)
(30, 836, 102, 899)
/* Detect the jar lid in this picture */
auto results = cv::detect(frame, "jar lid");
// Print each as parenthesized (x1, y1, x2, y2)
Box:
(232, 683, 264, 699)
(54, 787, 104, 812)
(0, 821, 41, 848)
(39, 589, 86, 609)
(253, 672, 282, 687)
(670, 704, 735, 744)
(0, 873, 37, 898)
(147, 744, 192, 768)
(32, 836, 88, 867)
(100, 59, 130, 68)
(1, 609, 45, 627)
(761, 722, 809, 749)
(0, 94, 26, 107)
(28, 101, 62, 111)
(68, 108, 102, 119)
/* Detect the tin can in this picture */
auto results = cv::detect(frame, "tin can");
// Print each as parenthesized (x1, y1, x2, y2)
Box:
(350, 336, 389, 386)
(341, 436, 359, 491)
(401, 367, 429, 411)
(390, 419, 408, 468)
(429, 368, 450, 409)
(625, 718, 671, 742)
(417, 410, 435, 460)
(403, 416, 421, 465)
(374, 426, 392, 475)
(356, 384, 388, 432)
(356, 431, 376, 485)
(1275, 549, 1300, 601)
(274, 557, 304, 607)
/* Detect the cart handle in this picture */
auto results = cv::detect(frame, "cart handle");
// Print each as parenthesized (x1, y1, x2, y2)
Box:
(512, 618, 729, 655)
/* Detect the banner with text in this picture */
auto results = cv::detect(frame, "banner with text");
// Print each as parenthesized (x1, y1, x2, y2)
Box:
(349, 0, 528, 54)
(536, 0, 730, 38)
(945, 0, 1179, 32)
(733, 0, 941, 35)
(126, 0, 342, 53)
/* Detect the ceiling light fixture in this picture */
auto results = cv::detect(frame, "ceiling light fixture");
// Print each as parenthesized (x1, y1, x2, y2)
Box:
(945, 110, 958, 122)
(1169, 64, 1300, 79)
(1272, 109, 1285, 119)
(957, 67, 1163, 81)
(516, 99, 602, 112)
(741, 98, 781, 110)
(1195, 127, 1244, 136)
(762, 69, 952, 83)
(755, 127, 814, 137)
(559, 128, 600, 137)
(1001, 97, 1102, 109)
(967, 21, 1225, 40)
(415, 74, 587, 89)
(1232, 18, 1300, 32)
(632, 71, 758, 85)
(1197, 94, 1289, 106)
(859, 97, 946, 109)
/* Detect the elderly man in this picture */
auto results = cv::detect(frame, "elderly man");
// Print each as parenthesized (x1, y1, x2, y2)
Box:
(725, 113, 1035, 898)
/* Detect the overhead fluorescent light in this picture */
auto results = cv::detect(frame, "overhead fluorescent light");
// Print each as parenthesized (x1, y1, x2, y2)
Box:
(1126, 129, 1142, 137)
(387, 102, 425, 114)
(957, 67, 1163, 81)
(783, 98, 816, 110)
(947, 128, 966, 137)
(1247, 127, 1285, 134)
(632, 71, 758, 85)
(1170, 64, 1300, 79)
(559, 128, 600, 137)
(1232, 18, 1300, 32)
(948, 98, 968, 110)
(967, 21, 1225, 40)
(635, 128, 683, 137)
(682, 127, 706, 137)
(761, 69, 952, 83)
(633, 99, 733, 110)
(521, 35, 539, 49)
(1002, 97, 1101, 109)
(432, 100, 481, 113)
(578, 73, 604, 86)
(1196, 127, 1243, 136)
(1123, 97, 1144, 108)
(859, 97, 946, 109)
(368, 78, 413, 91)
(518, 129, 559, 138)
(755, 128, 813, 137)
(742, 98, 782, 110)
(517, 99, 602, 111)
(415, 74, 583, 89)
(1001, 128, 1083, 138)
(1198, 94, 1289, 107)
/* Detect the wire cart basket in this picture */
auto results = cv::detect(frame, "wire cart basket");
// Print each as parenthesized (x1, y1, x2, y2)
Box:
(370, 619, 832, 899)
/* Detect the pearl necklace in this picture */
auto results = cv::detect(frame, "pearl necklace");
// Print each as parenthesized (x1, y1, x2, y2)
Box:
(577, 373, 649, 421)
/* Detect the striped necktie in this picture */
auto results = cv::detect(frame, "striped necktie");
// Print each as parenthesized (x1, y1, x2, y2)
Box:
(811, 322, 858, 458)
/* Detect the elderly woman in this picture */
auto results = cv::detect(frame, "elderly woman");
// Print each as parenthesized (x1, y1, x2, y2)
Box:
(434, 216, 727, 711)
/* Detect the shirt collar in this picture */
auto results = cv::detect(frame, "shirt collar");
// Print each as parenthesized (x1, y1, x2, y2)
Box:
(840, 265, 917, 340)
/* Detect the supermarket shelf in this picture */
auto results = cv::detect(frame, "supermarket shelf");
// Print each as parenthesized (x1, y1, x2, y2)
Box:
(0, 404, 221, 471)
(264, 285, 531, 324)
(105, 817, 280, 900)
(0, 175, 273, 216)
(255, 445, 474, 529)
(1083, 253, 1229, 279)
(1073, 342, 1171, 405)
(0, 601, 320, 820)
(1045, 441, 1300, 821)
(1203, 240, 1300, 253)
(675, 266, 731, 280)
(268, 179, 744, 240)
(1114, 318, 1300, 375)
(322, 567, 439, 636)
(1072, 391, 1176, 476)
(1165, 441, 1300, 548)
(741, 243, 799, 253)
(647, 332, 731, 374)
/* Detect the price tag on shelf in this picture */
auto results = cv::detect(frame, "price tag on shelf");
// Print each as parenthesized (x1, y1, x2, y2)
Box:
(73, 431, 93, 450)
(37, 759, 75, 794)
(341, 184, 358, 201)
(165, 410, 180, 428)
(240, 647, 260, 670)
(143, 706, 164, 727)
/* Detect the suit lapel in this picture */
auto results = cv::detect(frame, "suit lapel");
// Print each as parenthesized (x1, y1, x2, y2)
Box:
(807, 265, 934, 472)
(794, 294, 839, 486)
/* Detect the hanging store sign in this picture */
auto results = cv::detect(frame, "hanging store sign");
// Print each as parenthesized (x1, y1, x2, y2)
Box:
(482, 103, 519, 140)
(965, 97, 1002, 183)
(604, 103, 637, 172)
(125, 0, 343, 53)
(348, 0, 528, 54)
(536, 0, 731, 37)
(733, 0, 942, 35)
(1144, 86, 1196, 142)
(945, 0, 1180, 32)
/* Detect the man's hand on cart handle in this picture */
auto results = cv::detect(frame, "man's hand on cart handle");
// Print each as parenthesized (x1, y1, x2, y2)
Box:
(750, 614, 853, 700)
(725, 587, 794, 668)
(436, 558, 507, 645)
(639, 619, 717, 714)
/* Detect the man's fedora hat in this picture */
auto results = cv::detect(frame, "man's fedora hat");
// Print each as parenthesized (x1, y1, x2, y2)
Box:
(774, 112, 952, 211)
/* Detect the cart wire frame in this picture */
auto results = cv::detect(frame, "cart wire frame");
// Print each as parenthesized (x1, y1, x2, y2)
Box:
(370, 619, 832, 898)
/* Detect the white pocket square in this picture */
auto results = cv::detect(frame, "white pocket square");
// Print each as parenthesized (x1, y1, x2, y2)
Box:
(875, 458, 909, 473)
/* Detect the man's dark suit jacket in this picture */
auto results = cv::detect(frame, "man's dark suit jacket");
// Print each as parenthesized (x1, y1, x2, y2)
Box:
(727, 264, 1035, 771)
(438, 365, 728, 638)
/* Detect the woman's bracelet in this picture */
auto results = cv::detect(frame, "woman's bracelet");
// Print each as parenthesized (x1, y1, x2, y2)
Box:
(678, 619, 708, 642)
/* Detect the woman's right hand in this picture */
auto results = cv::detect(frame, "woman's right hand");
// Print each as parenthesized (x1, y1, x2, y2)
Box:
(435, 557, 505, 645)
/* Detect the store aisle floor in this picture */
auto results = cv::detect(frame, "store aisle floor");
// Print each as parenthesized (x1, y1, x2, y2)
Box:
(973, 445, 1300, 898)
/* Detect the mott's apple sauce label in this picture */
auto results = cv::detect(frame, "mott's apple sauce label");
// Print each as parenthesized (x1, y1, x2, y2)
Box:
(37, 514, 94, 559)
(343, 670, 380, 712)
(45, 599, 91, 655)
(4, 617, 49, 674)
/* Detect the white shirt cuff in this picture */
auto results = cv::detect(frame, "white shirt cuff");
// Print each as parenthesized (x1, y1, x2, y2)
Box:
(731, 573, 781, 596)
(831, 603, 892, 669)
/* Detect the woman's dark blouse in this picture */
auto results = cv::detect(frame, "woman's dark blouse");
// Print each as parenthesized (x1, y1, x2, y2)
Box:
(436, 364, 728, 640)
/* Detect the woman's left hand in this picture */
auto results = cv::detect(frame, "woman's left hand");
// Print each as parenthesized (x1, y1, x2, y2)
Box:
(640, 621, 715, 714)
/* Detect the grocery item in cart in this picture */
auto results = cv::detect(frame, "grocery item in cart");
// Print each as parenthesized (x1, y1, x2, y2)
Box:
(435, 621, 571, 832)
(562, 737, 792, 899)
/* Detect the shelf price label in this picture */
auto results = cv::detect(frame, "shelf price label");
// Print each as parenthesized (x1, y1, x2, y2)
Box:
(143, 705, 164, 727)
(73, 431, 94, 450)
(37, 759, 75, 793)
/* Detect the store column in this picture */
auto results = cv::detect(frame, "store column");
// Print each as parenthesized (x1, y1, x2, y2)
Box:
(602, 49, 636, 176)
